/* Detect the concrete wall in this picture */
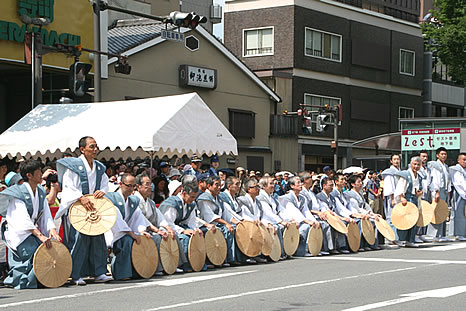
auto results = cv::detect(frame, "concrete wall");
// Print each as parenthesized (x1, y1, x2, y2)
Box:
(102, 29, 274, 171)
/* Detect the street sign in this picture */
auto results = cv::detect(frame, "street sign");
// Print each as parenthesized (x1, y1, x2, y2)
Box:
(401, 128, 460, 151)
(161, 29, 185, 42)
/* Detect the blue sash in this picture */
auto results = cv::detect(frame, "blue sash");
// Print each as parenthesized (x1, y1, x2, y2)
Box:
(158, 196, 196, 225)
(0, 183, 45, 218)
(57, 157, 106, 195)
(197, 191, 224, 214)
(105, 192, 139, 220)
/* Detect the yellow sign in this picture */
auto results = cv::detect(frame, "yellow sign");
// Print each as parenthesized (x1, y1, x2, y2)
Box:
(0, 0, 94, 70)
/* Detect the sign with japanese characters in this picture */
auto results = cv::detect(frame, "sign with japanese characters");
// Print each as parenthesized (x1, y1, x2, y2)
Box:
(179, 64, 217, 89)
(161, 29, 184, 42)
(402, 128, 460, 151)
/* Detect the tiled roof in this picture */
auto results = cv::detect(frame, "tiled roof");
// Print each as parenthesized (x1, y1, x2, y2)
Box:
(108, 20, 176, 54)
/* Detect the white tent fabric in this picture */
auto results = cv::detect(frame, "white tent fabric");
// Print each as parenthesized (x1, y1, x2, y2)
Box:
(0, 93, 237, 159)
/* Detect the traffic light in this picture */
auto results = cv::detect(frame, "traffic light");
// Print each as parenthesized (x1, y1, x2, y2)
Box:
(316, 114, 329, 132)
(169, 11, 207, 29)
(69, 62, 92, 97)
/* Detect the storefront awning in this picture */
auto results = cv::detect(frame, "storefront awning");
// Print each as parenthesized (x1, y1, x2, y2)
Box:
(352, 132, 401, 151)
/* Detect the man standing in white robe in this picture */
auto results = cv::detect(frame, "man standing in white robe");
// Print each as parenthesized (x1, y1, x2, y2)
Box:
(450, 152, 466, 240)
(55, 136, 112, 285)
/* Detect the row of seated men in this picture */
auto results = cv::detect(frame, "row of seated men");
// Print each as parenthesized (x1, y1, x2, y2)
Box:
(1, 137, 388, 289)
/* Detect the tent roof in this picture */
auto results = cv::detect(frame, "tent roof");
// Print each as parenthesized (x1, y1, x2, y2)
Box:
(0, 93, 237, 159)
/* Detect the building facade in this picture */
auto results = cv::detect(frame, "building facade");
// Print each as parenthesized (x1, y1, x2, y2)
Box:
(224, 0, 425, 171)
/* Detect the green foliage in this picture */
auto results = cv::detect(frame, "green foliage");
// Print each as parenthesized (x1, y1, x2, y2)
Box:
(421, 0, 466, 84)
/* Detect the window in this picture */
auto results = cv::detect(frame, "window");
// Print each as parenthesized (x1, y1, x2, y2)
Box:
(305, 28, 342, 62)
(400, 49, 415, 76)
(243, 27, 274, 57)
(304, 93, 341, 108)
(399, 106, 414, 129)
(229, 109, 255, 138)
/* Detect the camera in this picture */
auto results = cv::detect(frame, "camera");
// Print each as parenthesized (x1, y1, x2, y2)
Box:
(45, 173, 58, 187)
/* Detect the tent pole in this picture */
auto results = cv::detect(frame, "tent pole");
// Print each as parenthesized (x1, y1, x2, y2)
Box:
(150, 151, 154, 179)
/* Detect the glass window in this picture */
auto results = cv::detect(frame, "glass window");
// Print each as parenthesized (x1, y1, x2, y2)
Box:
(399, 106, 415, 129)
(244, 27, 274, 57)
(304, 94, 341, 108)
(305, 28, 342, 62)
(400, 49, 415, 76)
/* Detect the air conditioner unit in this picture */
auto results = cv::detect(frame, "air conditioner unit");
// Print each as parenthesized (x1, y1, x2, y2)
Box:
(210, 4, 222, 23)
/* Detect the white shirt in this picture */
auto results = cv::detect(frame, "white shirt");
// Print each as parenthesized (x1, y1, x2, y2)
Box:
(105, 191, 148, 246)
(333, 189, 353, 218)
(394, 169, 419, 204)
(302, 187, 320, 211)
(240, 194, 261, 221)
(162, 193, 199, 234)
(279, 192, 310, 224)
(452, 167, 466, 200)
(198, 190, 231, 224)
(257, 190, 283, 225)
(222, 190, 243, 221)
(56, 154, 109, 219)
(430, 159, 451, 194)
(5, 183, 56, 250)
(347, 189, 370, 215)
(134, 191, 169, 228)
(383, 166, 400, 197)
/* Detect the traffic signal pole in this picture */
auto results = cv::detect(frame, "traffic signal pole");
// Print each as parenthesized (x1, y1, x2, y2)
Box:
(93, 1, 102, 102)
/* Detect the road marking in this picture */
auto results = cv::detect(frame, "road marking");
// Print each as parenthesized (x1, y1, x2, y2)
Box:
(342, 285, 466, 311)
(306, 256, 466, 265)
(0, 270, 255, 309)
(420, 243, 466, 251)
(143, 266, 422, 311)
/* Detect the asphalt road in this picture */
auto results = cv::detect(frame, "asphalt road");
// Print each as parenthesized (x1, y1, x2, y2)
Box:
(1, 242, 466, 311)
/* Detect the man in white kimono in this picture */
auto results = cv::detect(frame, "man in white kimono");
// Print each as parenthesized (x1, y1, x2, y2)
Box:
(301, 173, 339, 255)
(449, 153, 466, 240)
(427, 147, 451, 241)
(257, 176, 289, 260)
(345, 175, 382, 250)
(315, 178, 350, 254)
(279, 176, 321, 257)
(197, 175, 237, 266)
(0, 160, 59, 289)
(218, 177, 243, 223)
(105, 173, 152, 280)
(381, 154, 401, 237)
(393, 157, 424, 248)
(55, 136, 112, 285)
(159, 176, 215, 272)
(236, 178, 268, 263)
(134, 173, 186, 273)
(416, 150, 431, 242)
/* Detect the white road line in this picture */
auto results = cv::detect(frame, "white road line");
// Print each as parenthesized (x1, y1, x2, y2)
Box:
(0, 271, 255, 309)
(342, 285, 466, 311)
(143, 266, 424, 311)
(306, 256, 466, 265)
(420, 244, 466, 251)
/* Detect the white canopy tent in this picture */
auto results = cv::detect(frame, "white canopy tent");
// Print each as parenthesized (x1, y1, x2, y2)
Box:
(0, 92, 237, 160)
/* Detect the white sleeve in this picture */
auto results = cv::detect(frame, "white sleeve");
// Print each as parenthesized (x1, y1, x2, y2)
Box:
(186, 208, 200, 229)
(383, 175, 395, 196)
(429, 169, 441, 193)
(223, 201, 243, 221)
(99, 173, 109, 193)
(239, 204, 258, 221)
(348, 198, 362, 214)
(197, 200, 221, 224)
(38, 199, 56, 235)
(283, 202, 305, 223)
(453, 171, 466, 200)
(318, 199, 330, 212)
(394, 178, 408, 204)
(128, 208, 148, 233)
(161, 207, 185, 234)
(302, 205, 317, 222)
(258, 200, 281, 225)
(6, 199, 36, 232)
(155, 208, 170, 229)
(58, 169, 83, 216)
(334, 198, 351, 218)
